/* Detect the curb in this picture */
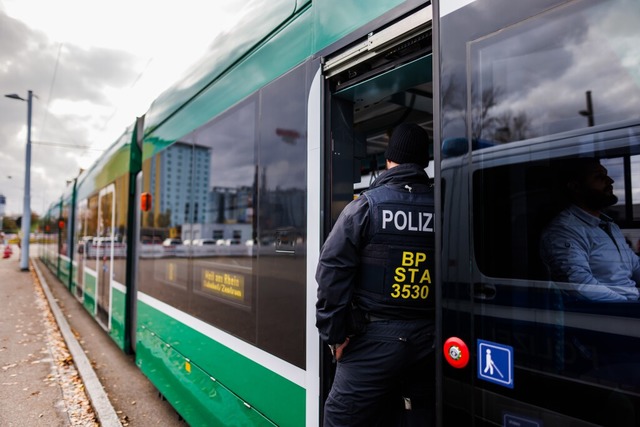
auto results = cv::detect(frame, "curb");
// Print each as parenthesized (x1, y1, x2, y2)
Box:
(32, 259, 123, 427)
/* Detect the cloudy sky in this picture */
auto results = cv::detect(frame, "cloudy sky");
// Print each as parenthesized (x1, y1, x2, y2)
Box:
(0, 0, 239, 216)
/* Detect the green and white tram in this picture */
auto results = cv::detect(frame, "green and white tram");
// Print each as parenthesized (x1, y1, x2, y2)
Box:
(38, 0, 640, 425)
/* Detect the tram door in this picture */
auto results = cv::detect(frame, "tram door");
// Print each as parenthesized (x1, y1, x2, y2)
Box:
(438, 0, 640, 425)
(75, 199, 88, 300)
(319, 4, 434, 416)
(96, 184, 116, 329)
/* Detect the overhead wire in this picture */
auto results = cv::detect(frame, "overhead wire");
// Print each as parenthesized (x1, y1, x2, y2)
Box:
(39, 42, 135, 154)
(101, 57, 154, 132)
(31, 141, 105, 152)
(37, 42, 97, 154)
(40, 42, 63, 137)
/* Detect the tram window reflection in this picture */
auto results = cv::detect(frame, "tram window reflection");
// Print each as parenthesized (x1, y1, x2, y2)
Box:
(469, 148, 640, 397)
(473, 152, 640, 276)
(539, 157, 640, 302)
(448, 0, 640, 151)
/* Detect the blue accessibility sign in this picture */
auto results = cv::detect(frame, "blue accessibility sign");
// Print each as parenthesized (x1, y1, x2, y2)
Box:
(477, 339, 514, 388)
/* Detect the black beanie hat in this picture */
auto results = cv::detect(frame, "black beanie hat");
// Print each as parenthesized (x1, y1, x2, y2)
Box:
(385, 123, 430, 168)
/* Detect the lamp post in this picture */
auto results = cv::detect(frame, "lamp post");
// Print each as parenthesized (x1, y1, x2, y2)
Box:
(5, 90, 33, 271)
(579, 90, 594, 127)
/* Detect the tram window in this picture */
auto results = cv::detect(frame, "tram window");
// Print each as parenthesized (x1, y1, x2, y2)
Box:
(473, 150, 640, 282)
(60, 203, 70, 256)
(256, 64, 307, 367)
(138, 140, 194, 314)
(87, 195, 98, 242)
(192, 98, 257, 318)
(633, 155, 640, 222)
(139, 64, 310, 368)
(467, 0, 640, 147)
(473, 161, 557, 281)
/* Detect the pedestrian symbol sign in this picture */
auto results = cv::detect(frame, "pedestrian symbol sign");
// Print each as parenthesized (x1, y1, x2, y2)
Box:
(477, 339, 513, 388)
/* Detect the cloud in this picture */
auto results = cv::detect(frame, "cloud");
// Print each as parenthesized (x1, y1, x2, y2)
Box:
(52, 45, 140, 105)
(0, 0, 251, 217)
(0, 9, 145, 216)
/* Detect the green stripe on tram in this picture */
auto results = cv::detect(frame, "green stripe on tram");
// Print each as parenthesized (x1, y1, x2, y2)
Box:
(110, 287, 126, 350)
(83, 273, 96, 314)
(136, 300, 304, 427)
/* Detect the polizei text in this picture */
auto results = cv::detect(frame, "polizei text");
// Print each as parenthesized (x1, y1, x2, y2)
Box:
(381, 209, 433, 232)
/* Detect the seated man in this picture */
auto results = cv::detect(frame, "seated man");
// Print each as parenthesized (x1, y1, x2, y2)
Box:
(540, 157, 640, 302)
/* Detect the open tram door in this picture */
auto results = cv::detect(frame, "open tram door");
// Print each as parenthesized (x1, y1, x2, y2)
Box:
(311, 4, 435, 423)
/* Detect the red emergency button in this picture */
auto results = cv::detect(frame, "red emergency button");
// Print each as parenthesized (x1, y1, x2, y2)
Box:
(444, 337, 469, 368)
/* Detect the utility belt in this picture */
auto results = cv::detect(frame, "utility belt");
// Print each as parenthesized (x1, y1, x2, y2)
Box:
(347, 307, 390, 335)
(365, 312, 398, 322)
(348, 303, 427, 336)
(364, 312, 428, 322)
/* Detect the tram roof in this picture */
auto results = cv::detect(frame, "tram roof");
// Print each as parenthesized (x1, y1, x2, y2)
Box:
(143, 0, 298, 142)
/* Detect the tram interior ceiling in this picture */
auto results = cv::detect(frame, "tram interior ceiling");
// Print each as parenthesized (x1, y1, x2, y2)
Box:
(325, 20, 434, 183)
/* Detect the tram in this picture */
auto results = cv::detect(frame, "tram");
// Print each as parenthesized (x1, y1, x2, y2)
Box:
(38, 0, 639, 425)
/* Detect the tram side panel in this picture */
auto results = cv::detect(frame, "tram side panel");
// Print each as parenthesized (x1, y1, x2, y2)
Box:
(439, 0, 640, 424)
(46, 200, 64, 277)
(134, 62, 311, 427)
(57, 195, 73, 288)
(134, 1, 437, 423)
(443, 135, 640, 426)
(72, 138, 134, 351)
(41, 202, 61, 271)
(106, 175, 131, 349)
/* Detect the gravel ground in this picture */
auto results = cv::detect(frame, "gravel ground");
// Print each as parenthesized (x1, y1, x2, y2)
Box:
(32, 256, 188, 427)
(0, 249, 100, 426)
(1, 250, 187, 427)
(32, 272, 99, 426)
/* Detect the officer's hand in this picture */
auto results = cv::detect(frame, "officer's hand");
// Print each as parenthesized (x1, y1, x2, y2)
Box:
(334, 337, 350, 361)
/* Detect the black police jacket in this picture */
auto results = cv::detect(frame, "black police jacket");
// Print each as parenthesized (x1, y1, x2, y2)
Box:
(315, 163, 435, 345)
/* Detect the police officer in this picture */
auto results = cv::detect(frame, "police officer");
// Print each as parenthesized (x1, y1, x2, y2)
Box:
(316, 123, 436, 426)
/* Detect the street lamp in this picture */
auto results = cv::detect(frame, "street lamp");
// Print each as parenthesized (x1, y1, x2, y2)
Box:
(579, 90, 594, 127)
(5, 90, 33, 271)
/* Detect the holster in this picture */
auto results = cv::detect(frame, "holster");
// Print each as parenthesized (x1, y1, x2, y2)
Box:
(346, 301, 367, 336)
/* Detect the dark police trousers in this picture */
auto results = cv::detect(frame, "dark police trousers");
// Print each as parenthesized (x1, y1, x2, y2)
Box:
(323, 319, 435, 427)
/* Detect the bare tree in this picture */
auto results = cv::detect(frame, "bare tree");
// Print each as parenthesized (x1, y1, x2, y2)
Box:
(492, 110, 533, 143)
(441, 70, 535, 148)
(471, 87, 502, 141)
